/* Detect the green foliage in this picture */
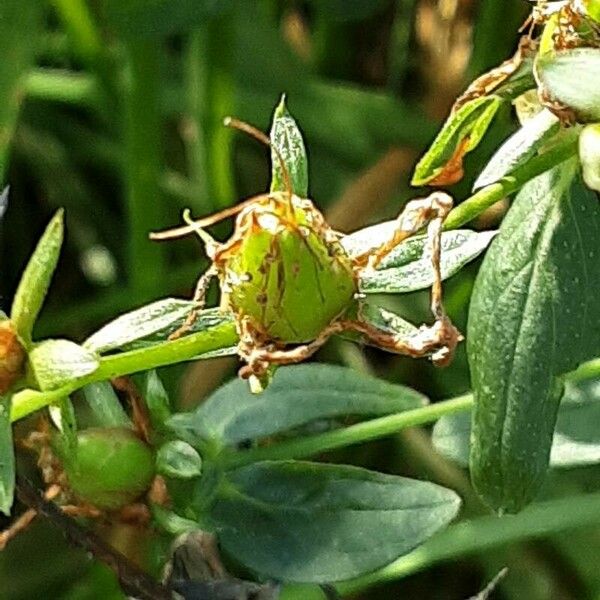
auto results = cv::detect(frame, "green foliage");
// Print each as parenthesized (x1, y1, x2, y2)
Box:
(270, 96, 309, 197)
(84, 299, 233, 354)
(156, 440, 202, 479)
(345, 228, 496, 294)
(473, 109, 560, 190)
(101, 0, 233, 37)
(0, 1, 43, 183)
(411, 96, 503, 186)
(29, 340, 99, 391)
(10, 210, 64, 347)
(81, 382, 132, 428)
(536, 49, 600, 122)
(4, 1, 600, 598)
(433, 376, 600, 468)
(168, 364, 427, 448)
(0, 393, 14, 515)
(468, 161, 600, 513)
(211, 460, 460, 583)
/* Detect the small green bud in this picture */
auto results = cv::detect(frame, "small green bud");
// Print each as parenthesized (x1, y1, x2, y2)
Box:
(579, 123, 600, 192)
(58, 427, 155, 510)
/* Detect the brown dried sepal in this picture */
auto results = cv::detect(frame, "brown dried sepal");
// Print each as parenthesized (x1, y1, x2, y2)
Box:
(0, 321, 26, 394)
(452, 37, 537, 112)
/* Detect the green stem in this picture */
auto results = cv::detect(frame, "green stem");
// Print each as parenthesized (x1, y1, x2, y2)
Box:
(10, 323, 237, 422)
(51, 0, 103, 66)
(282, 491, 600, 599)
(185, 19, 236, 213)
(444, 136, 578, 230)
(226, 355, 600, 469)
(123, 40, 166, 294)
(224, 394, 474, 468)
(51, 0, 117, 103)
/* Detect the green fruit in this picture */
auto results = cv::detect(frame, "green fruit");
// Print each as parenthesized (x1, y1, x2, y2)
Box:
(58, 427, 155, 510)
(579, 123, 600, 192)
(224, 193, 357, 343)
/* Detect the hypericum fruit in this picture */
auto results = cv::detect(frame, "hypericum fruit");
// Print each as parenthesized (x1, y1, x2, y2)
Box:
(57, 427, 155, 510)
(579, 123, 600, 191)
(151, 107, 461, 382)
(0, 320, 25, 394)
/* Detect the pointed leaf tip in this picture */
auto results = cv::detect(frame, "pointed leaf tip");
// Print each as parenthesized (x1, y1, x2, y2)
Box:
(10, 209, 65, 345)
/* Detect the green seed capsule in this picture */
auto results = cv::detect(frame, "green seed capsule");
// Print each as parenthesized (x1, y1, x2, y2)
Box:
(222, 192, 357, 343)
(579, 123, 600, 192)
(58, 427, 155, 510)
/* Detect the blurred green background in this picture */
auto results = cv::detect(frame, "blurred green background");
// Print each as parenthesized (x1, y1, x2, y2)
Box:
(3, 1, 600, 599)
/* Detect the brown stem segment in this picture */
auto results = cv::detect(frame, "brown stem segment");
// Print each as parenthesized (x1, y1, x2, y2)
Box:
(16, 478, 172, 600)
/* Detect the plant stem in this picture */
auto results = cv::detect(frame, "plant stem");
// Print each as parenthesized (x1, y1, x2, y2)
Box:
(123, 40, 166, 294)
(444, 136, 578, 230)
(10, 323, 238, 422)
(51, 0, 117, 103)
(51, 0, 103, 67)
(224, 394, 474, 468)
(226, 354, 600, 469)
(281, 491, 600, 599)
(185, 19, 236, 213)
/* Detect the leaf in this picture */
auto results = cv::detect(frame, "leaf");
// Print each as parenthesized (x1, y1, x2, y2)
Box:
(157, 441, 202, 479)
(168, 363, 427, 448)
(0, 1, 43, 183)
(81, 382, 131, 428)
(151, 504, 197, 536)
(210, 460, 461, 583)
(473, 109, 560, 190)
(48, 397, 78, 453)
(536, 48, 600, 122)
(10, 210, 64, 346)
(0, 393, 15, 515)
(140, 370, 172, 434)
(468, 161, 600, 513)
(432, 410, 471, 468)
(270, 95, 308, 197)
(84, 299, 234, 354)
(101, 0, 234, 36)
(29, 340, 100, 391)
(353, 303, 419, 340)
(412, 96, 503, 186)
(343, 229, 497, 294)
(434, 378, 600, 469)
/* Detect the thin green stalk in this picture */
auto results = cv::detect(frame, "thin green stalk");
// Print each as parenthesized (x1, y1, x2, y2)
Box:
(0, 1, 43, 183)
(444, 136, 578, 230)
(185, 19, 236, 213)
(224, 394, 474, 468)
(10, 322, 237, 422)
(226, 355, 600, 469)
(123, 40, 166, 294)
(51, 0, 117, 104)
(282, 491, 600, 599)
(51, 0, 103, 66)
